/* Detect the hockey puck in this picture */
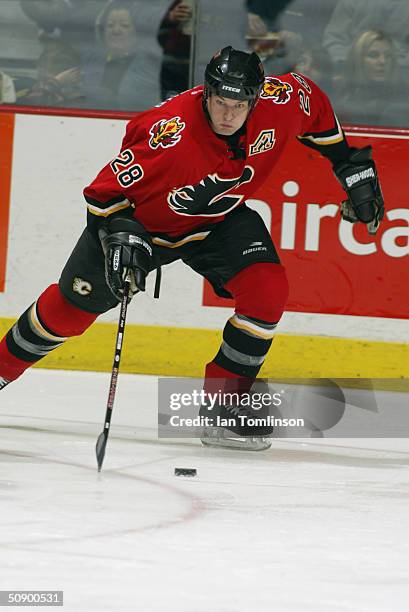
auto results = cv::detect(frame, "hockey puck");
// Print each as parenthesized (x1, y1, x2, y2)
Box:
(174, 468, 197, 477)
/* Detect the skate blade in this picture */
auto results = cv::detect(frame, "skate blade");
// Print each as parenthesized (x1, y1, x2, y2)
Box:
(200, 428, 271, 451)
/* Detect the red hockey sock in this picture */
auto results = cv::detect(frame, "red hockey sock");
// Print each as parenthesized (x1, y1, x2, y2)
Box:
(0, 284, 97, 382)
(204, 263, 289, 394)
(0, 343, 34, 382)
(37, 284, 97, 337)
(204, 361, 255, 396)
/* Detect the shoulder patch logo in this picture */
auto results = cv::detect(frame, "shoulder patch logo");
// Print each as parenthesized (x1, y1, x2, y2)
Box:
(260, 77, 293, 104)
(149, 116, 186, 149)
(249, 129, 276, 156)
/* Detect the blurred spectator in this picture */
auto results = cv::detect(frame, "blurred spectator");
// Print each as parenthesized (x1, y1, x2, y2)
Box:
(247, 31, 302, 76)
(293, 45, 334, 93)
(159, 1, 259, 92)
(192, 0, 249, 85)
(158, 0, 338, 90)
(323, 0, 409, 74)
(20, 0, 105, 56)
(246, 1, 291, 32)
(82, 0, 161, 111)
(333, 30, 407, 126)
(157, 1, 193, 100)
(0, 1, 41, 71)
(16, 41, 84, 107)
(246, 0, 338, 75)
(246, 0, 299, 73)
(0, 71, 17, 104)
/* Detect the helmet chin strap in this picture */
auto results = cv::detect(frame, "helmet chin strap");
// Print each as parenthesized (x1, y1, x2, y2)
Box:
(202, 88, 212, 123)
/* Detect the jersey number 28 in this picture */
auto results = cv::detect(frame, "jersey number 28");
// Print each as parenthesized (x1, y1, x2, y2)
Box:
(110, 149, 144, 188)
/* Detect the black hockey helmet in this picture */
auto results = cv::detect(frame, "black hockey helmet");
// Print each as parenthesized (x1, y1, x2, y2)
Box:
(204, 46, 265, 107)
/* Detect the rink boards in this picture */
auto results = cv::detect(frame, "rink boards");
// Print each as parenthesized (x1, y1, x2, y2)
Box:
(0, 111, 408, 377)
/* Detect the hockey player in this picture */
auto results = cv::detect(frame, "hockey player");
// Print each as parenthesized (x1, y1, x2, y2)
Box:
(0, 46, 384, 450)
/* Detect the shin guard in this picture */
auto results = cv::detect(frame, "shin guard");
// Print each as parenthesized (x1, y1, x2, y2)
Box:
(0, 284, 97, 382)
(205, 263, 288, 389)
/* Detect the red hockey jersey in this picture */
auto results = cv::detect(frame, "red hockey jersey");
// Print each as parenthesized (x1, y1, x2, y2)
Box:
(84, 73, 347, 244)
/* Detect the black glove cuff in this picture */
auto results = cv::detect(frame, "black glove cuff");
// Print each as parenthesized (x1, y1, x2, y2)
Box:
(106, 215, 149, 237)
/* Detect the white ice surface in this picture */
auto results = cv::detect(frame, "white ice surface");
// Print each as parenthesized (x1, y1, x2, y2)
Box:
(1, 369, 409, 612)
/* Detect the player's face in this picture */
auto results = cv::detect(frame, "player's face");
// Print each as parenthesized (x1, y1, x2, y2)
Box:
(207, 95, 250, 136)
(363, 40, 393, 82)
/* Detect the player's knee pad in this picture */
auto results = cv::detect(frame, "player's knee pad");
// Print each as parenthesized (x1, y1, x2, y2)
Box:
(58, 228, 119, 313)
(59, 272, 119, 313)
(225, 262, 289, 323)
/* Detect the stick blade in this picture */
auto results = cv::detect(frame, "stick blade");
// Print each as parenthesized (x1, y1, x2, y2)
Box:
(96, 431, 107, 472)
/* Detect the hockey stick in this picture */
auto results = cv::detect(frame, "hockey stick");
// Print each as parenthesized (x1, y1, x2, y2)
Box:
(95, 277, 131, 472)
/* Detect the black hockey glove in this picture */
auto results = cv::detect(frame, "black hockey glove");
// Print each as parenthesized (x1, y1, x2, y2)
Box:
(333, 146, 384, 235)
(99, 216, 154, 301)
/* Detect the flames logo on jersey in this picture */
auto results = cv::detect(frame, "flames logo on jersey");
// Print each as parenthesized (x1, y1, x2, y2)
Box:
(149, 116, 186, 149)
(168, 166, 255, 217)
(260, 78, 293, 104)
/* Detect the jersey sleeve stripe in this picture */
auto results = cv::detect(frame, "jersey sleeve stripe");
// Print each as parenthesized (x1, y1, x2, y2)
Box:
(86, 198, 132, 217)
(298, 114, 344, 145)
(84, 193, 130, 208)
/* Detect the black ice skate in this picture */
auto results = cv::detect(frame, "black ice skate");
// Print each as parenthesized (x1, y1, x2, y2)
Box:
(199, 401, 272, 451)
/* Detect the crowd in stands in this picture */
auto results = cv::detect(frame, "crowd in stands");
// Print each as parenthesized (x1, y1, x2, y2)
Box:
(0, 0, 408, 127)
